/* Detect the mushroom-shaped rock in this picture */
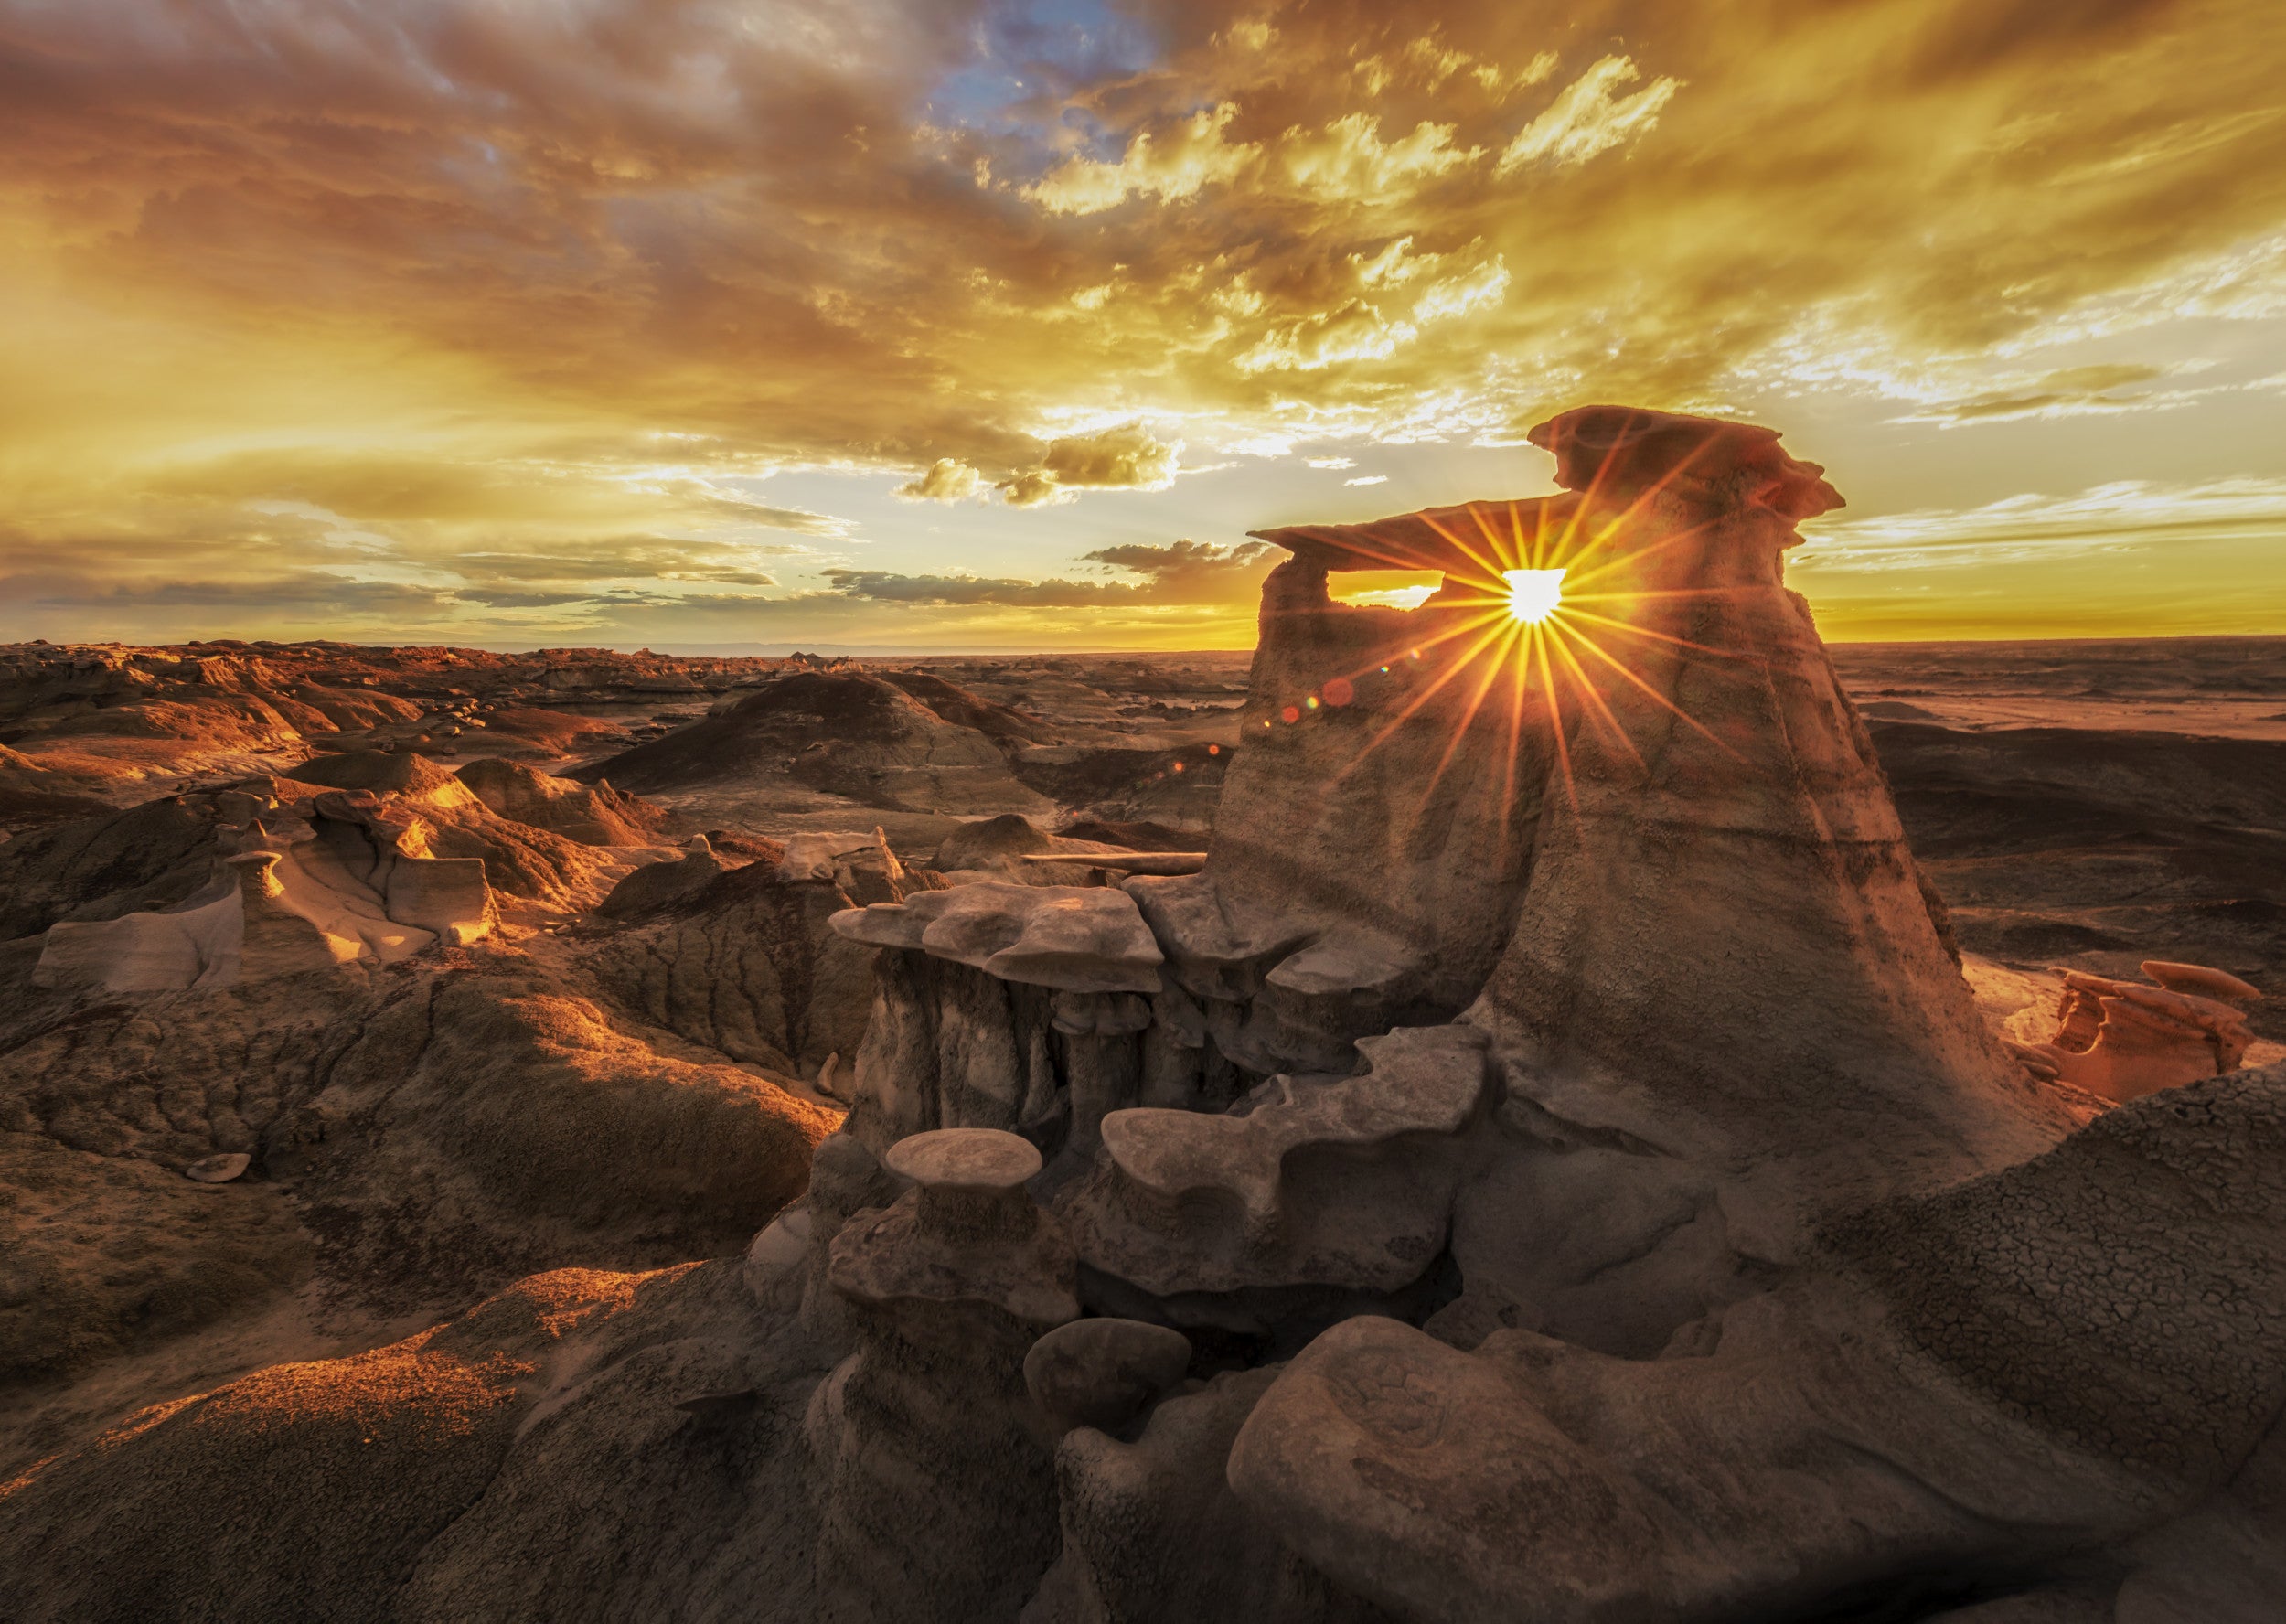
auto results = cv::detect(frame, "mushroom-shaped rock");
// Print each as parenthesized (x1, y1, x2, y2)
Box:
(830, 882, 1163, 994)
(1061, 1023, 1493, 1297)
(1529, 402, 1845, 520)
(1023, 1318, 1192, 1437)
(883, 1127, 1043, 1245)
(815, 1127, 1078, 1623)
(831, 1127, 1076, 1330)
(1247, 405, 1842, 573)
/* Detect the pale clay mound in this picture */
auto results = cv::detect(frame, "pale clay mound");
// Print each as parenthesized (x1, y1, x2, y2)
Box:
(2, 408, 2281, 1623)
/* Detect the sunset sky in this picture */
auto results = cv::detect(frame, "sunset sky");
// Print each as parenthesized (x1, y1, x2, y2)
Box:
(3, 0, 2283, 651)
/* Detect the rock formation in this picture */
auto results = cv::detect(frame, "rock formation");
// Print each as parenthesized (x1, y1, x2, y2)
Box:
(2007, 960, 2259, 1099)
(572, 669, 1060, 820)
(454, 756, 668, 847)
(765, 404, 2276, 1618)
(2, 408, 2280, 1622)
(30, 782, 497, 994)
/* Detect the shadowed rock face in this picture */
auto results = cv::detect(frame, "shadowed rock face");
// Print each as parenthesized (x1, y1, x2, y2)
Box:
(1212, 403, 2051, 1209)
(838, 405, 2067, 1264)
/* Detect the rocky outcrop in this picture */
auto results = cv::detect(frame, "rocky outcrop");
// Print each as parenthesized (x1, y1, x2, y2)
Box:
(0, 1262, 821, 1622)
(592, 852, 880, 1080)
(810, 1129, 1077, 1623)
(769, 406, 2282, 1620)
(30, 785, 497, 994)
(1230, 1063, 2286, 1622)
(1065, 1024, 1493, 1300)
(928, 812, 1136, 882)
(282, 967, 839, 1310)
(454, 755, 668, 846)
(305, 763, 620, 909)
(595, 842, 727, 918)
(0, 936, 839, 1398)
(2008, 960, 2258, 1100)
(0, 792, 226, 941)
(834, 883, 1164, 994)
(574, 670, 1059, 818)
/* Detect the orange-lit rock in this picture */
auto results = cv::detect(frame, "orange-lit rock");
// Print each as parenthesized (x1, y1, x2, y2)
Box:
(2009, 959, 2258, 1101)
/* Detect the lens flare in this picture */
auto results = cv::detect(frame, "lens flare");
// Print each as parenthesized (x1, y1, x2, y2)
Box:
(1503, 568, 1565, 624)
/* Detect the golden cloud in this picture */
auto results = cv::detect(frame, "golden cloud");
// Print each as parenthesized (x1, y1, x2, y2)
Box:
(896, 458, 986, 501)
(1493, 56, 1680, 173)
(0, 0, 2280, 644)
(824, 539, 1275, 607)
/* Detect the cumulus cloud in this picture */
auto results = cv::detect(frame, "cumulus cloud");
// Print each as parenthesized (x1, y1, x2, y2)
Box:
(1024, 102, 1257, 215)
(1495, 56, 1682, 174)
(996, 470, 1070, 508)
(1042, 423, 1181, 488)
(994, 422, 1180, 506)
(896, 458, 985, 501)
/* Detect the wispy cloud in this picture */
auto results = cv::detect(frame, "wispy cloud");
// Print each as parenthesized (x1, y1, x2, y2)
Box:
(1800, 475, 2286, 568)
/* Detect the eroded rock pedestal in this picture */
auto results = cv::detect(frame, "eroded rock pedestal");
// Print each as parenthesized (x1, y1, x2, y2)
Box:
(798, 406, 2282, 1621)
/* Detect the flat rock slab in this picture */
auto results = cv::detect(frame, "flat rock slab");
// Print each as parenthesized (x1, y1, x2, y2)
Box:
(830, 881, 1164, 994)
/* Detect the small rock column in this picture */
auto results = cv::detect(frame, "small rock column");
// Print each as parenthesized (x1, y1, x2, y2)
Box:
(810, 1128, 1079, 1623)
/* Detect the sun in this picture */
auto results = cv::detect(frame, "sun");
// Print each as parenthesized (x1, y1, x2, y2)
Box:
(1503, 568, 1565, 625)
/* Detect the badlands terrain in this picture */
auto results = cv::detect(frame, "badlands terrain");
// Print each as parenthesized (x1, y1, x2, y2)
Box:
(1, 411, 2281, 1621)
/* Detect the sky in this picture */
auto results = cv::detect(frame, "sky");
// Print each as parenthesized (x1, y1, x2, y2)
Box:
(2, 0, 2283, 652)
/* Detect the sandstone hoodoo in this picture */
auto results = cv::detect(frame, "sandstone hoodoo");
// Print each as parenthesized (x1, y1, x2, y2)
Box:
(793, 405, 2280, 1619)
(3, 409, 2280, 1622)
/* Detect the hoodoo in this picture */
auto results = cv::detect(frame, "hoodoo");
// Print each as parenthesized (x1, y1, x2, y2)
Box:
(797, 406, 2281, 1619)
